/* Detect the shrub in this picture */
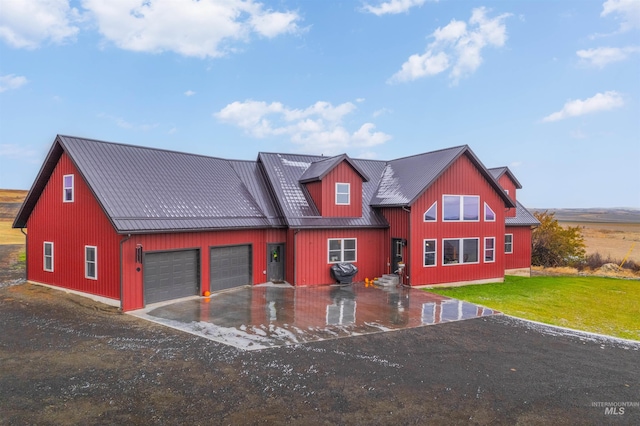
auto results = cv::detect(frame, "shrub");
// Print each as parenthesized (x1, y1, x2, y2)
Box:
(532, 211, 586, 267)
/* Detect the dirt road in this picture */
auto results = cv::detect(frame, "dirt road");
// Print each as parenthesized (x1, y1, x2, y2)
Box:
(1, 282, 638, 425)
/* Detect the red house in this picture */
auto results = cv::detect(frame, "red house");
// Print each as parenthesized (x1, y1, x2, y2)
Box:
(14, 135, 538, 311)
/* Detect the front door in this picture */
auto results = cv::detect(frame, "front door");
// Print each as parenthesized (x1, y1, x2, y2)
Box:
(391, 238, 406, 274)
(267, 243, 285, 283)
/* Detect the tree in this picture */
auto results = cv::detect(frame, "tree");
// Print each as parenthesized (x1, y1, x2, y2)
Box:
(532, 211, 586, 267)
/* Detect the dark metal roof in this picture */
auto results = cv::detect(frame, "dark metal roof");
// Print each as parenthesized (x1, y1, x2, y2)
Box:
(14, 136, 285, 232)
(258, 153, 388, 228)
(371, 146, 515, 208)
(299, 154, 370, 183)
(488, 166, 523, 189)
(506, 201, 540, 227)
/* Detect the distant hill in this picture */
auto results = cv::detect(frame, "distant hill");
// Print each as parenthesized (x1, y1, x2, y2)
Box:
(532, 208, 640, 224)
(0, 190, 27, 220)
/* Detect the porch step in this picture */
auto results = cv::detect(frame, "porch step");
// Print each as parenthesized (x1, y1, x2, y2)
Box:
(375, 274, 399, 287)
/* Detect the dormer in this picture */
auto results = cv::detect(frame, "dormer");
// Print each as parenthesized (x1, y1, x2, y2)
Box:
(299, 154, 369, 218)
(488, 167, 522, 218)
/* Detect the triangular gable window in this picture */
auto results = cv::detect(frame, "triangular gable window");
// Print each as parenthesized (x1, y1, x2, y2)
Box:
(424, 202, 437, 222)
(484, 202, 495, 222)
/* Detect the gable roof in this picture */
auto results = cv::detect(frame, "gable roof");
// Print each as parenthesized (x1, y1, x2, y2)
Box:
(258, 152, 388, 228)
(488, 166, 523, 189)
(14, 135, 285, 233)
(371, 145, 515, 208)
(299, 154, 369, 183)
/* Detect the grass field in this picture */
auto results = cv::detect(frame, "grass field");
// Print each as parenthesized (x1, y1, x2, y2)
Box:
(560, 221, 640, 263)
(430, 275, 640, 340)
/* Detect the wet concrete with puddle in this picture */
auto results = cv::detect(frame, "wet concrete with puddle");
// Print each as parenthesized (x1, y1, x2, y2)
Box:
(129, 283, 498, 350)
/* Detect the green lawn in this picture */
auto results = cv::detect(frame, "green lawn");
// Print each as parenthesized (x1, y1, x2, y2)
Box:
(428, 275, 640, 341)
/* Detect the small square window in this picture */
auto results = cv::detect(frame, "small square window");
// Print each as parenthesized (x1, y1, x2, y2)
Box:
(336, 183, 350, 205)
(328, 238, 356, 263)
(63, 174, 74, 202)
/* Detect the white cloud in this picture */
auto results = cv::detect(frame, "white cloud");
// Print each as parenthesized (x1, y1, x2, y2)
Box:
(577, 46, 640, 67)
(0, 144, 40, 163)
(389, 7, 511, 84)
(98, 113, 159, 131)
(542, 91, 624, 122)
(214, 99, 392, 154)
(601, 0, 640, 32)
(362, 0, 429, 16)
(0, 74, 28, 92)
(0, 0, 80, 49)
(373, 107, 392, 117)
(82, 0, 301, 58)
(184, 90, 196, 97)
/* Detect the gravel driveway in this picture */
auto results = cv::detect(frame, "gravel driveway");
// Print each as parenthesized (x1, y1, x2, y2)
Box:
(1, 283, 638, 425)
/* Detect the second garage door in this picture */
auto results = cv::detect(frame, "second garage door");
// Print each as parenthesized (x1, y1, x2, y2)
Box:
(144, 250, 199, 305)
(210, 245, 252, 292)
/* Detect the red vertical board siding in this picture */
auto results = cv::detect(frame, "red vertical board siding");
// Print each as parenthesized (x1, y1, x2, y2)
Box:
(505, 226, 533, 269)
(26, 152, 121, 299)
(293, 228, 385, 286)
(120, 228, 288, 310)
(408, 154, 506, 286)
(320, 162, 363, 217)
(306, 181, 323, 215)
(497, 175, 517, 218)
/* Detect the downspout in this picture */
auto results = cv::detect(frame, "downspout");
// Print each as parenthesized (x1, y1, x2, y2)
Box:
(293, 229, 299, 286)
(402, 206, 411, 286)
(119, 234, 131, 311)
(20, 228, 27, 281)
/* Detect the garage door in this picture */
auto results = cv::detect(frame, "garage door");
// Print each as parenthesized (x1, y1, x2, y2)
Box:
(210, 245, 252, 292)
(144, 250, 199, 305)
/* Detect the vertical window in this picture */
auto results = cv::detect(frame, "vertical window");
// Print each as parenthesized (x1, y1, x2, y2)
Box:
(484, 237, 495, 262)
(328, 238, 356, 263)
(423, 202, 437, 221)
(85, 246, 97, 279)
(63, 174, 74, 202)
(505, 234, 513, 254)
(44, 242, 54, 272)
(443, 195, 479, 221)
(424, 239, 436, 267)
(484, 203, 495, 221)
(443, 238, 479, 265)
(335, 183, 350, 205)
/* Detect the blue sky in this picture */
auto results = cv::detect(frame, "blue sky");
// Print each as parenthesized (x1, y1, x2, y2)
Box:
(1, 0, 639, 209)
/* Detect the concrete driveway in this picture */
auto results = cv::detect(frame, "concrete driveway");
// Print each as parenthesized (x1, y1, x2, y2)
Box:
(129, 282, 497, 350)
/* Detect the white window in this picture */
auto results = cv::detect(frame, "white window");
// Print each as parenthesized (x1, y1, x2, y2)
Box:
(44, 242, 53, 272)
(484, 237, 495, 263)
(85, 246, 97, 279)
(443, 195, 479, 221)
(335, 183, 350, 205)
(63, 174, 74, 202)
(328, 238, 356, 263)
(423, 202, 437, 222)
(424, 239, 436, 267)
(505, 234, 513, 254)
(443, 238, 479, 265)
(484, 203, 495, 222)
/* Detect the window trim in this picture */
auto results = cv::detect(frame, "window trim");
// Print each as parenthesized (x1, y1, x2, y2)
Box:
(85, 245, 97, 280)
(335, 183, 350, 205)
(442, 238, 480, 265)
(442, 195, 480, 222)
(484, 202, 496, 222)
(505, 234, 513, 254)
(423, 201, 437, 222)
(484, 237, 496, 263)
(63, 174, 74, 203)
(328, 238, 357, 263)
(44, 241, 54, 272)
(423, 239, 437, 267)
